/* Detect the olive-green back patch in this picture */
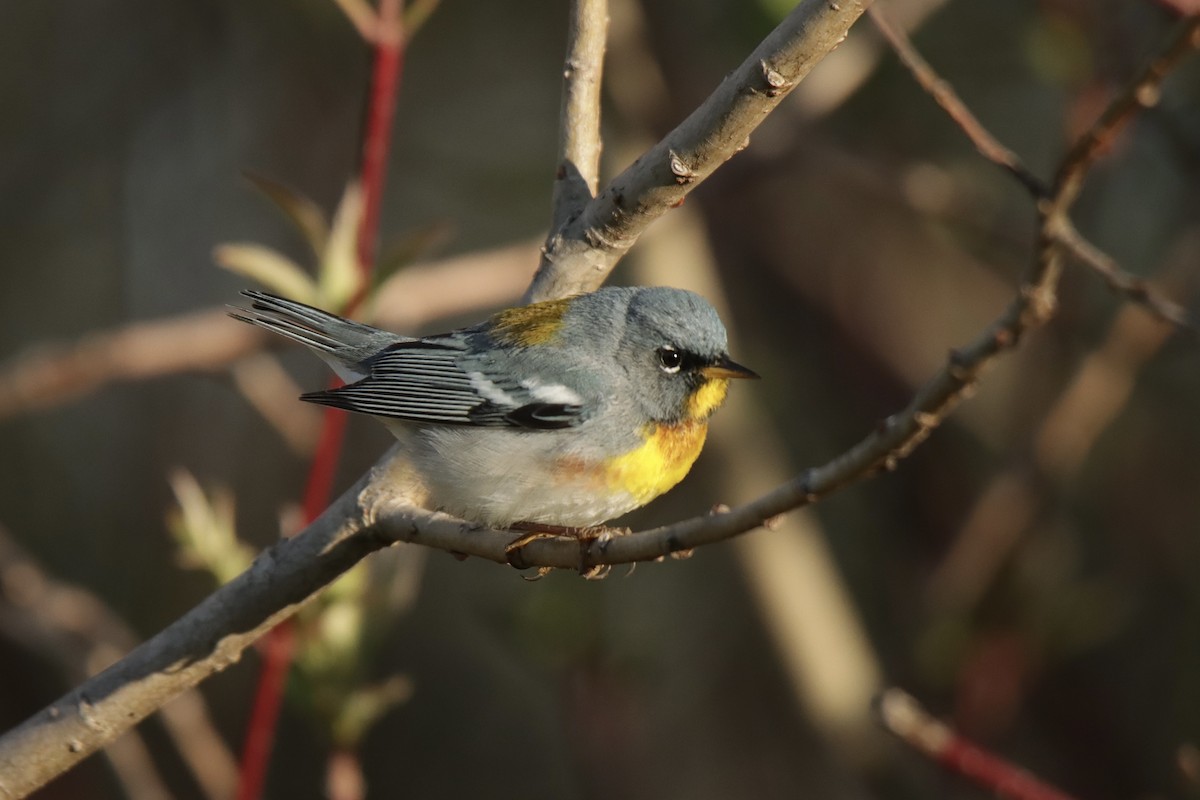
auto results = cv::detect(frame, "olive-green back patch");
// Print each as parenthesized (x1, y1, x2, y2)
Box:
(490, 296, 574, 347)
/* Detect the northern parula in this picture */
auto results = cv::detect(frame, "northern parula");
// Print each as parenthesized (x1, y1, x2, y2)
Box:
(233, 287, 757, 528)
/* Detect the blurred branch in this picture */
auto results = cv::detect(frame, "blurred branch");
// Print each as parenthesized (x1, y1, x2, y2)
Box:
(332, 0, 378, 43)
(1053, 17, 1200, 206)
(0, 309, 260, 421)
(0, 242, 533, 423)
(876, 688, 1078, 800)
(928, 231, 1200, 611)
(869, 5, 1197, 330)
(868, 5, 1042, 195)
(526, 0, 869, 302)
(4, 10, 1198, 799)
(605, 0, 883, 753)
(550, 0, 609, 230)
(0, 525, 237, 800)
(230, 355, 324, 456)
(1051, 218, 1193, 328)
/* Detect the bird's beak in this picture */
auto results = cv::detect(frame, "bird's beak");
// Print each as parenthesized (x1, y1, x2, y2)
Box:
(702, 354, 760, 380)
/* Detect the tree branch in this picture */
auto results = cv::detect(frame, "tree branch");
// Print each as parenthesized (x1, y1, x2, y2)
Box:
(0, 310, 261, 421)
(0, 468, 383, 798)
(0, 526, 238, 800)
(0, 243, 534, 423)
(526, 0, 868, 302)
(550, 0, 609, 230)
(870, 5, 1197, 331)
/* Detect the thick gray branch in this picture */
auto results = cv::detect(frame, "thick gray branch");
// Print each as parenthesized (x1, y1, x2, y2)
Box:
(0, 470, 383, 798)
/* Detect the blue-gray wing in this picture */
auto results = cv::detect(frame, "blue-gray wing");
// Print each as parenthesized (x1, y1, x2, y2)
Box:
(299, 334, 588, 429)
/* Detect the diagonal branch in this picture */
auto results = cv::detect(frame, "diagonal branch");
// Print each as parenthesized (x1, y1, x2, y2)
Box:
(870, 5, 1197, 331)
(0, 526, 238, 800)
(867, 4, 1045, 197)
(0, 310, 261, 421)
(527, 0, 869, 302)
(1054, 16, 1200, 206)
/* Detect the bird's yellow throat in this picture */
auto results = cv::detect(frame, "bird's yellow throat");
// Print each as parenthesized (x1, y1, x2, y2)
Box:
(601, 377, 730, 503)
(687, 377, 730, 420)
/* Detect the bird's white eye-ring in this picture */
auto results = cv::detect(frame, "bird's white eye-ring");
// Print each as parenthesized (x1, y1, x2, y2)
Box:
(657, 346, 682, 374)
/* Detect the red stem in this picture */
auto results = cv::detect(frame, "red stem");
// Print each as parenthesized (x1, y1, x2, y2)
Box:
(302, 406, 352, 522)
(233, 621, 296, 800)
(878, 689, 1079, 800)
(236, 3, 407, 797)
(357, 0, 406, 277)
(938, 737, 1078, 800)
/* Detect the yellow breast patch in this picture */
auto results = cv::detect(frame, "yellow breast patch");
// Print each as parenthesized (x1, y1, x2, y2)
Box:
(603, 419, 709, 504)
(491, 296, 574, 347)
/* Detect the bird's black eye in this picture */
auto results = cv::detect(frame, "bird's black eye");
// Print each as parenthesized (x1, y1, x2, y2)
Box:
(657, 346, 682, 374)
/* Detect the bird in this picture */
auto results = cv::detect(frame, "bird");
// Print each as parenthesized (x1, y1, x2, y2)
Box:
(231, 286, 757, 530)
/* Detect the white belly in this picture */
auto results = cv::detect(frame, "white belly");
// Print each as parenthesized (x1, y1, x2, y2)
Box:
(406, 426, 641, 528)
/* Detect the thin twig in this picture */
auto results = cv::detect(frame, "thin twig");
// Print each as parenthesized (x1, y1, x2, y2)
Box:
(870, 4, 1198, 330)
(331, 0, 378, 42)
(1054, 17, 1200, 205)
(0, 310, 261, 421)
(1038, 15, 1200, 328)
(550, 0, 609, 230)
(876, 688, 1079, 800)
(1051, 218, 1194, 328)
(867, 5, 1046, 197)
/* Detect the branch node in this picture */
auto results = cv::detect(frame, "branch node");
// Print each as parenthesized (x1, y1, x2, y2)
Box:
(668, 150, 697, 184)
(77, 698, 104, 734)
(947, 347, 972, 380)
(913, 411, 940, 431)
(1135, 83, 1161, 108)
(759, 60, 791, 96)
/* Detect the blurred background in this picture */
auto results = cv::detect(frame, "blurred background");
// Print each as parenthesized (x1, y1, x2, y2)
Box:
(2, 0, 1200, 798)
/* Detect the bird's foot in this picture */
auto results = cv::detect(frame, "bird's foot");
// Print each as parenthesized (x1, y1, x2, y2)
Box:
(504, 521, 630, 578)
